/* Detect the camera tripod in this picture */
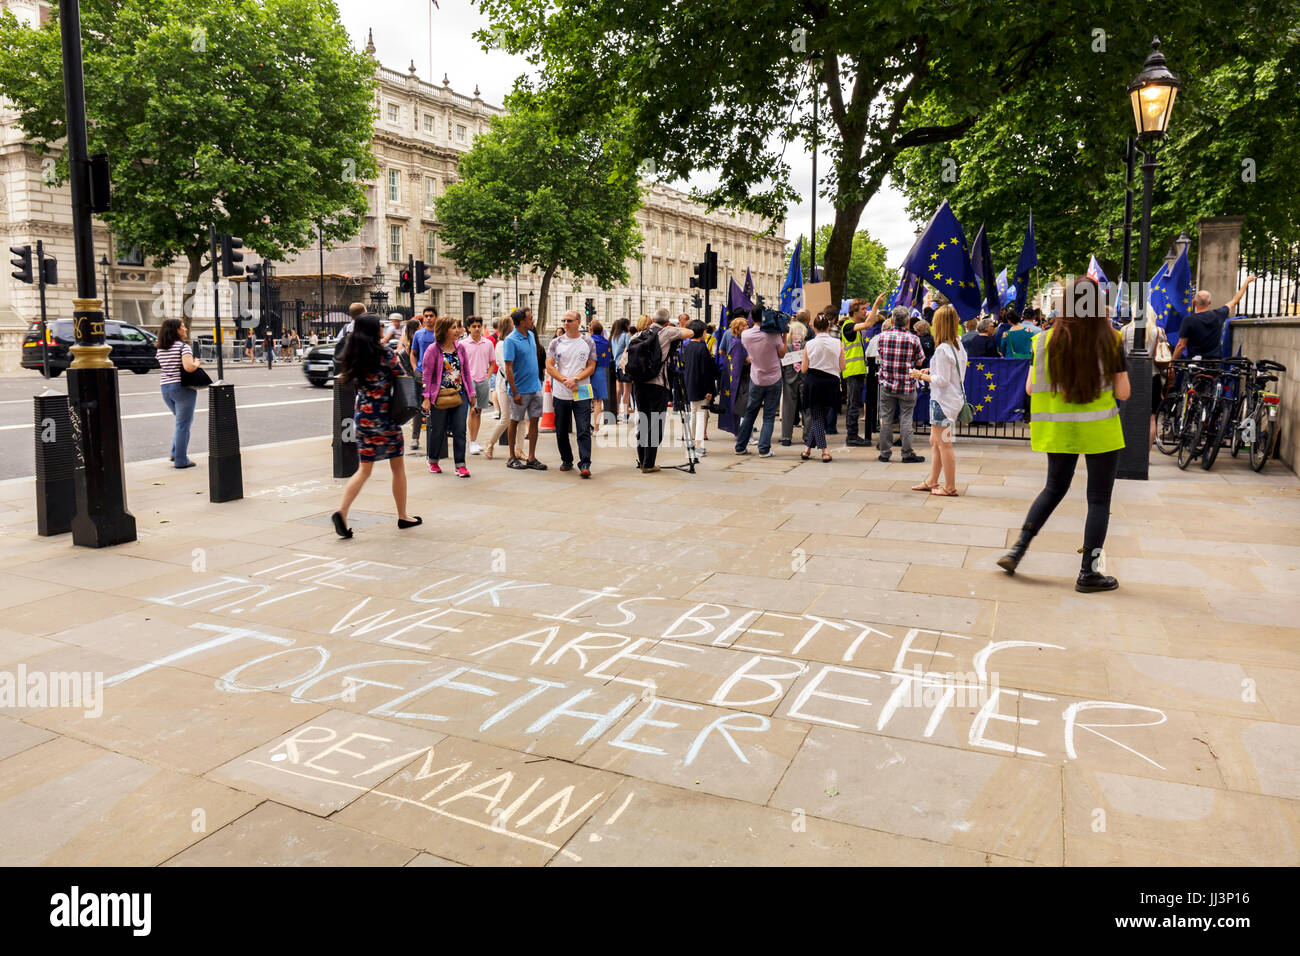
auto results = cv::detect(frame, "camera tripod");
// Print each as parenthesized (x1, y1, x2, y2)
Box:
(665, 346, 699, 474)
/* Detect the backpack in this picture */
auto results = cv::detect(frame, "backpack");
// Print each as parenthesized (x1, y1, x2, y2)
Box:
(624, 328, 665, 383)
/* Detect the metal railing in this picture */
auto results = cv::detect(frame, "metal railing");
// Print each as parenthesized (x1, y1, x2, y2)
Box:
(1238, 243, 1300, 317)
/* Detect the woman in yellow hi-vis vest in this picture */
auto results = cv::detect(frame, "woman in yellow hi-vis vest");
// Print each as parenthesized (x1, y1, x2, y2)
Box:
(998, 277, 1130, 592)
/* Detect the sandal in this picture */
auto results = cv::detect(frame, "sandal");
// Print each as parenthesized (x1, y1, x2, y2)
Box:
(911, 482, 938, 492)
(930, 487, 960, 496)
(821, 453, 833, 462)
(800, 449, 811, 461)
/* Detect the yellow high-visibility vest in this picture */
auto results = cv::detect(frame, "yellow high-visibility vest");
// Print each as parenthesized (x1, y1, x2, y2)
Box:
(1028, 329, 1125, 454)
(841, 318, 866, 377)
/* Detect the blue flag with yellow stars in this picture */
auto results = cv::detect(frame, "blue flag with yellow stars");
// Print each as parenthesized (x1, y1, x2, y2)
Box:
(1014, 209, 1037, 313)
(743, 268, 755, 305)
(715, 337, 748, 434)
(1150, 247, 1193, 346)
(914, 357, 1030, 423)
(901, 200, 983, 321)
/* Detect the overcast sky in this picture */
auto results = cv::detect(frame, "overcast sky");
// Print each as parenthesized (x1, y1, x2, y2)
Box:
(338, 0, 918, 268)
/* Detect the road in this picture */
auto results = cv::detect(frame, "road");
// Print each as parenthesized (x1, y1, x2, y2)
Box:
(0, 361, 333, 480)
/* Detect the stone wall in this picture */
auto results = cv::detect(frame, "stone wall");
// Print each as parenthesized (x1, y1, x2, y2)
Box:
(1231, 316, 1300, 471)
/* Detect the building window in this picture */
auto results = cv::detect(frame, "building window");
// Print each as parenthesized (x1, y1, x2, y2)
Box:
(652, 260, 659, 286)
(387, 103, 399, 123)
(387, 169, 400, 203)
(625, 299, 632, 319)
(492, 291, 503, 314)
(456, 124, 467, 142)
(425, 178, 436, 209)
(432, 290, 442, 312)
(389, 225, 403, 261)
(116, 244, 144, 266)
(423, 113, 435, 132)
(425, 230, 437, 265)
(564, 295, 573, 312)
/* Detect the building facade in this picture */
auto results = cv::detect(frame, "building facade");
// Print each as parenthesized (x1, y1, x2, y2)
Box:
(0, 14, 785, 369)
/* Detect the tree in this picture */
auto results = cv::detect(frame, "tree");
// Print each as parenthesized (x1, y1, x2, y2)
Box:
(434, 94, 640, 333)
(0, 0, 378, 291)
(894, 21, 1300, 283)
(476, 0, 1254, 304)
(787, 225, 889, 303)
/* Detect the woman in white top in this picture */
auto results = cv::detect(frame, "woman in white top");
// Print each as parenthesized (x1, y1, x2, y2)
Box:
(483, 315, 518, 461)
(155, 317, 203, 469)
(799, 312, 844, 461)
(909, 304, 967, 495)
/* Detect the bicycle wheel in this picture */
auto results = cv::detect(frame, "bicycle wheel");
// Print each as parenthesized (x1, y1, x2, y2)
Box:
(1230, 401, 1247, 458)
(1154, 395, 1180, 456)
(1177, 398, 1203, 470)
(1202, 406, 1230, 470)
(1250, 407, 1276, 472)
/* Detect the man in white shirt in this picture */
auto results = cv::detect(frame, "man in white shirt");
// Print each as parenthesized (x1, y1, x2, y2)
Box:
(779, 309, 810, 446)
(545, 309, 598, 477)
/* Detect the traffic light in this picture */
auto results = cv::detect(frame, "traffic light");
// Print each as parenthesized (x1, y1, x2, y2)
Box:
(704, 248, 718, 290)
(9, 244, 32, 284)
(414, 259, 431, 294)
(398, 267, 412, 294)
(220, 234, 245, 277)
(690, 262, 703, 289)
(40, 256, 57, 286)
(691, 292, 702, 310)
(245, 263, 264, 283)
(584, 298, 595, 319)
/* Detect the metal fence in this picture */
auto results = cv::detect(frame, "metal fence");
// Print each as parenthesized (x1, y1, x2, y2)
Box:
(1238, 243, 1300, 317)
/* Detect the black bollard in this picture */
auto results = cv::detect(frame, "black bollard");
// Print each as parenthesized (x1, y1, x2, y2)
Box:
(333, 381, 358, 478)
(33, 392, 75, 536)
(208, 382, 243, 502)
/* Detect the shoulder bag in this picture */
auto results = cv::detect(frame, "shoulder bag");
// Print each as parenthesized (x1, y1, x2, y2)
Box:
(388, 368, 419, 425)
(179, 346, 212, 388)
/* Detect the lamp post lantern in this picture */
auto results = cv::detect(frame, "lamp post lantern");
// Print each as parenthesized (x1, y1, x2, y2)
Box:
(1118, 36, 1182, 481)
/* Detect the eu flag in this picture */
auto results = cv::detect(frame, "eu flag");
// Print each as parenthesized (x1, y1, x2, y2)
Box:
(1014, 210, 1037, 312)
(1150, 247, 1193, 345)
(902, 200, 982, 321)
(715, 337, 748, 434)
(743, 268, 755, 305)
(779, 238, 803, 313)
(914, 357, 1030, 423)
(996, 268, 1017, 308)
(970, 224, 1001, 316)
(886, 270, 923, 311)
(728, 277, 753, 318)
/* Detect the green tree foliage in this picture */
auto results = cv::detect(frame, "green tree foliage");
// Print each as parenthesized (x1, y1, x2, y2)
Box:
(476, 0, 1259, 303)
(787, 225, 889, 302)
(894, 21, 1300, 282)
(434, 94, 640, 333)
(0, 0, 378, 288)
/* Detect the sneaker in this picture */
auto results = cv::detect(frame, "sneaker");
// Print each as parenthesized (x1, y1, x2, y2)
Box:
(469, 442, 483, 455)
(759, 450, 775, 458)
(428, 462, 442, 474)
(877, 453, 891, 462)
(901, 453, 926, 464)
(641, 465, 661, 473)
(580, 468, 591, 479)
(846, 437, 871, 447)
(506, 458, 526, 470)
(559, 462, 573, 472)
(695, 446, 708, 457)
(525, 458, 548, 471)
(734, 448, 751, 456)
(779, 439, 792, 446)
(410, 441, 420, 451)
(455, 466, 470, 478)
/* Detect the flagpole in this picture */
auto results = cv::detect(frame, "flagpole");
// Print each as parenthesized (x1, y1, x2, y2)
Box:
(428, 1, 433, 81)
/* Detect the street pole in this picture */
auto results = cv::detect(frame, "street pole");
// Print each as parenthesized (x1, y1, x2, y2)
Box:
(638, 256, 643, 315)
(1118, 137, 1136, 320)
(512, 215, 519, 308)
(61, 0, 135, 548)
(210, 225, 224, 381)
(318, 222, 325, 326)
(1117, 143, 1158, 481)
(37, 240, 50, 379)
(810, 59, 818, 284)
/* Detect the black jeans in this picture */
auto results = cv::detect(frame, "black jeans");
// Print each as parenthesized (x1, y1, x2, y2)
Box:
(633, 383, 669, 468)
(843, 373, 866, 438)
(552, 397, 592, 469)
(426, 400, 468, 466)
(1023, 450, 1120, 571)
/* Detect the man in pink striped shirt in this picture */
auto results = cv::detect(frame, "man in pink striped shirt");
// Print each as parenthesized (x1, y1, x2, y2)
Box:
(461, 316, 496, 455)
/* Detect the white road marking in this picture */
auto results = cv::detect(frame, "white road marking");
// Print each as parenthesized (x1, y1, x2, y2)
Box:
(0, 396, 330, 430)
(0, 380, 310, 405)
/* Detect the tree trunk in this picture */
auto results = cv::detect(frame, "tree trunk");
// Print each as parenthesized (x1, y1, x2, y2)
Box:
(185, 247, 207, 328)
(825, 202, 867, 306)
(536, 262, 558, 335)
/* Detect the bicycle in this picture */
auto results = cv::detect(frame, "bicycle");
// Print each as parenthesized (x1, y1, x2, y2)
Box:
(1200, 357, 1252, 471)
(1171, 358, 1222, 470)
(1240, 359, 1286, 472)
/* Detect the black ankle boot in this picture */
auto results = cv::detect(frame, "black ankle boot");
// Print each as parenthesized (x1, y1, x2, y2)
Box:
(997, 523, 1036, 574)
(1076, 570, 1119, 592)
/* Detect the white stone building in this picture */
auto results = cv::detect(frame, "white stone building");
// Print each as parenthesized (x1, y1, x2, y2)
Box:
(0, 10, 785, 368)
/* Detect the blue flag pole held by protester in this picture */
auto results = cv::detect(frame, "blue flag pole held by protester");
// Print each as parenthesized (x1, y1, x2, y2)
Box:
(1014, 210, 1037, 314)
(901, 200, 983, 322)
(779, 237, 803, 313)
(1150, 246, 1193, 348)
(970, 223, 1002, 316)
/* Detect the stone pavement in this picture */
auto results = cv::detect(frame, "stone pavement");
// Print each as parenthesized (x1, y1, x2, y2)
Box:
(1, 428, 1298, 866)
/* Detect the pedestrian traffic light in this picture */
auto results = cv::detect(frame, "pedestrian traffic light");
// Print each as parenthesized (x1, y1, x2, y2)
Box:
(691, 292, 702, 310)
(584, 298, 595, 319)
(414, 259, 431, 294)
(9, 244, 32, 284)
(398, 267, 412, 294)
(220, 234, 245, 277)
(40, 256, 57, 286)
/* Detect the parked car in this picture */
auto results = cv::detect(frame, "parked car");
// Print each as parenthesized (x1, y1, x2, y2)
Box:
(302, 335, 400, 388)
(21, 319, 159, 377)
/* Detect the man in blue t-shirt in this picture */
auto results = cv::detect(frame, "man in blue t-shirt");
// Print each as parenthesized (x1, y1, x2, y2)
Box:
(503, 307, 546, 470)
(1173, 275, 1256, 360)
(410, 307, 438, 373)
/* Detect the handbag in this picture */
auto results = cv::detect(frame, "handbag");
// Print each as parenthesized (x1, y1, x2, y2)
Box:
(388, 371, 419, 426)
(180, 365, 213, 388)
(1154, 337, 1173, 364)
(434, 386, 463, 410)
(947, 344, 975, 424)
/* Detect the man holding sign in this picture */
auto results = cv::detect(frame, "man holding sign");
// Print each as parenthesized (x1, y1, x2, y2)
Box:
(546, 309, 598, 477)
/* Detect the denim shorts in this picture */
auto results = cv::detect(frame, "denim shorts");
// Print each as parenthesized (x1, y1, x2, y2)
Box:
(930, 399, 955, 428)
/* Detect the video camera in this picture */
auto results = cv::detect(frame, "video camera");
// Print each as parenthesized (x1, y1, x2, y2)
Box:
(754, 306, 789, 335)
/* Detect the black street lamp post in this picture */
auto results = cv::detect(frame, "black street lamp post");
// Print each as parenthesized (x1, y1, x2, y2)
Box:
(98, 254, 109, 322)
(62, 0, 135, 547)
(1117, 137, 1136, 321)
(512, 215, 519, 308)
(1118, 37, 1182, 482)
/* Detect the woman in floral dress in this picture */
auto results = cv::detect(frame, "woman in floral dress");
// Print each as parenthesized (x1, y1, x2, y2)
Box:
(331, 314, 422, 538)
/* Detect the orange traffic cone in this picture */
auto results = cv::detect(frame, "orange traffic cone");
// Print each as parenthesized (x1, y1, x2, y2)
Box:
(540, 377, 556, 433)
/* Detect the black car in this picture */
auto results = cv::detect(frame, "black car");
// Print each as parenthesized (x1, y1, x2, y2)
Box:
(303, 335, 399, 387)
(21, 319, 160, 377)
